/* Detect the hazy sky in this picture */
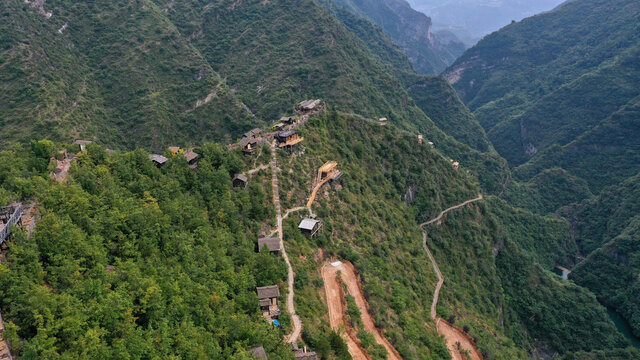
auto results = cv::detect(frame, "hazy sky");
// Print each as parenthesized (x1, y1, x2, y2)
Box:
(406, 0, 567, 44)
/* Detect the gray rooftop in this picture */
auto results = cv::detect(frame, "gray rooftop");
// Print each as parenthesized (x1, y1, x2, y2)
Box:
(256, 285, 280, 299)
(183, 149, 199, 162)
(233, 174, 248, 183)
(149, 154, 168, 164)
(277, 130, 297, 138)
(258, 237, 281, 252)
(298, 218, 320, 230)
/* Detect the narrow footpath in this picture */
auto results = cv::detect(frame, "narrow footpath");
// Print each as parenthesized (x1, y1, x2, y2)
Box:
(420, 195, 484, 360)
(270, 143, 302, 344)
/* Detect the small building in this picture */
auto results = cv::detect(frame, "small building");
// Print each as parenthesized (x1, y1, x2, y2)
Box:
(378, 117, 388, 126)
(73, 140, 92, 152)
(298, 218, 321, 237)
(428, 141, 434, 147)
(169, 146, 180, 155)
(183, 149, 199, 169)
(452, 161, 460, 170)
(256, 285, 281, 319)
(149, 154, 168, 168)
(418, 134, 423, 144)
(232, 174, 248, 188)
(272, 122, 286, 131)
(316, 161, 341, 186)
(298, 99, 322, 113)
(275, 130, 303, 148)
(293, 348, 318, 360)
(257, 236, 281, 256)
(250, 346, 268, 360)
(244, 128, 261, 139)
(241, 137, 259, 154)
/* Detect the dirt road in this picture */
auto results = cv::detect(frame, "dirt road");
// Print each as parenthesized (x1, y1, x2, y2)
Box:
(437, 319, 482, 360)
(322, 261, 402, 360)
(420, 195, 484, 360)
(322, 262, 371, 360)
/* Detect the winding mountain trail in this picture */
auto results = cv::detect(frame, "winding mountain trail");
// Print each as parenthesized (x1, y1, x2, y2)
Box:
(248, 164, 269, 175)
(420, 195, 484, 360)
(270, 143, 302, 344)
(322, 261, 402, 360)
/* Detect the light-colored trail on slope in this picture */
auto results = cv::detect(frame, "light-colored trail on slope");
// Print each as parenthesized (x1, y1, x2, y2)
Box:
(270, 143, 302, 344)
(306, 176, 333, 209)
(420, 194, 484, 360)
(322, 261, 402, 360)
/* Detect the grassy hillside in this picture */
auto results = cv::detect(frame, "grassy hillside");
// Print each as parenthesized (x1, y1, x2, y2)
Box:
(513, 95, 640, 193)
(443, 0, 640, 168)
(0, 0, 258, 149)
(562, 173, 640, 255)
(407, 76, 493, 152)
(502, 168, 592, 215)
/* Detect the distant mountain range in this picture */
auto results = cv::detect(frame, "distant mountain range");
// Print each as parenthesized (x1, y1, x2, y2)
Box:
(407, 0, 566, 45)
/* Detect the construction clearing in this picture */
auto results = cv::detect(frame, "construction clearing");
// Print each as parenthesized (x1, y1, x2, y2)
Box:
(322, 261, 402, 360)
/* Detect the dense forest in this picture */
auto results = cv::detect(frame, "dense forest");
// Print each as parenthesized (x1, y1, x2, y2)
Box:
(1, 0, 640, 358)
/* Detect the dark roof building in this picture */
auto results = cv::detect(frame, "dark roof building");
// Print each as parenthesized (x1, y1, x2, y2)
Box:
(183, 149, 199, 168)
(258, 237, 281, 254)
(149, 154, 168, 168)
(294, 349, 318, 360)
(256, 285, 280, 300)
(233, 174, 249, 188)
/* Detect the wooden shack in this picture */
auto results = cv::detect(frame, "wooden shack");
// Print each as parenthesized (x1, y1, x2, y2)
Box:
(297, 99, 322, 113)
(257, 236, 281, 256)
(73, 140, 92, 152)
(256, 285, 281, 319)
(418, 134, 423, 144)
(275, 130, 303, 148)
(378, 117, 388, 126)
(232, 174, 248, 188)
(183, 149, 199, 169)
(149, 154, 168, 168)
(298, 218, 321, 237)
(294, 348, 318, 360)
(241, 137, 259, 154)
(317, 161, 341, 183)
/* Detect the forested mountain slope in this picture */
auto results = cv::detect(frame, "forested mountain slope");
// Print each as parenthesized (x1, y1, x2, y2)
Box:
(318, 0, 465, 74)
(0, 0, 258, 149)
(443, 0, 640, 175)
